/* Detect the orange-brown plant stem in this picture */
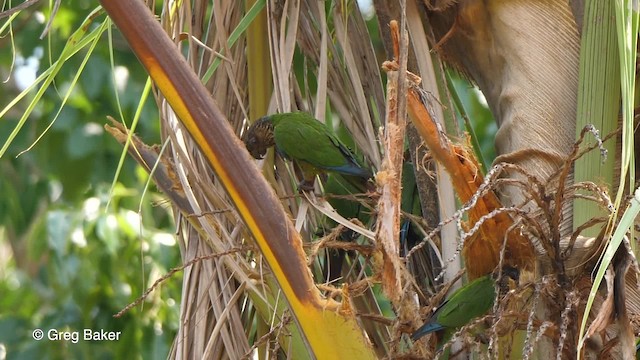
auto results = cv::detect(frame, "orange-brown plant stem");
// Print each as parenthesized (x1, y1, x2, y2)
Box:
(383, 26, 534, 279)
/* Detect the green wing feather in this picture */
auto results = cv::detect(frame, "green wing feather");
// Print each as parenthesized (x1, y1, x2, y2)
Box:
(435, 275, 496, 328)
(412, 275, 496, 341)
(270, 112, 370, 178)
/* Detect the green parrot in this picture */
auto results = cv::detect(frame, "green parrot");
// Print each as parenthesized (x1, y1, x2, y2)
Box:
(412, 267, 519, 342)
(242, 112, 372, 190)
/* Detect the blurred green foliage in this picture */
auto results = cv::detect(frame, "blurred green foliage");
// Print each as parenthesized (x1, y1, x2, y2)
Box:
(0, 3, 180, 359)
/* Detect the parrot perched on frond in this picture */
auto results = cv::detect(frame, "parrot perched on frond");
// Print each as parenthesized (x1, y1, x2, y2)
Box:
(242, 112, 372, 190)
(412, 267, 519, 342)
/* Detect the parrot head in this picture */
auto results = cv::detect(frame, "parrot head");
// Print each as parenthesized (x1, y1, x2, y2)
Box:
(493, 265, 520, 292)
(242, 116, 275, 159)
(494, 266, 519, 281)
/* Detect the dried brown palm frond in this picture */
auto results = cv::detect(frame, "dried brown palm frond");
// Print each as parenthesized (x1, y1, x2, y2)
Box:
(147, 0, 413, 358)
(156, 1, 256, 359)
(260, 1, 398, 355)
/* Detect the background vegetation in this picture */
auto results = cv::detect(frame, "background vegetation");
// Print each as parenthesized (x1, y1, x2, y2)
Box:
(0, 3, 182, 358)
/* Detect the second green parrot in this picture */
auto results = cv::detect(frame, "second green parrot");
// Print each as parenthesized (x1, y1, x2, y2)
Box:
(412, 267, 519, 342)
(242, 112, 372, 189)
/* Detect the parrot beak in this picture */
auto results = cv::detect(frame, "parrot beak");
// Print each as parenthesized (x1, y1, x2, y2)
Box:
(247, 146, 265, 159)
(253, 149, 266, 159)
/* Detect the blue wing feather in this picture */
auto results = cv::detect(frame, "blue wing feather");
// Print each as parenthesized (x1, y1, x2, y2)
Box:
(411, 320, 445, 341)
(324, 163, 371, 178)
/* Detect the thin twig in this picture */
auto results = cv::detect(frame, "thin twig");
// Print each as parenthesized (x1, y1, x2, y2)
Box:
(0, 0, 39, 19)
(114, 247, 249, 318)
(39, 0, 60, 38)
(241, 312, 293, 360)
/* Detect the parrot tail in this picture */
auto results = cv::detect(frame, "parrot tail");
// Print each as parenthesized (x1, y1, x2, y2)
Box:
(411, 321, 445, 341)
